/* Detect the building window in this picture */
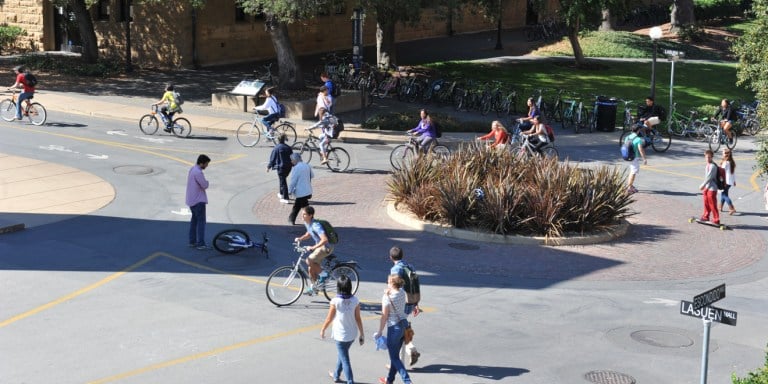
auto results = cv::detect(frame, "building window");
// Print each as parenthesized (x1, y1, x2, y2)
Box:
(97, 0, 110, 21)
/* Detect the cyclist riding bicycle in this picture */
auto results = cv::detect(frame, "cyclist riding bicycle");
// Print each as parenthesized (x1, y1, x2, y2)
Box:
(516, 97, 539, 132)
(152, 83, 181, 132)
(9, 65, 35, 120)
(253, 87, 280, 137)
(521, 115, 550, 154)
(712, 98, 736, 142)
(635, 96, 664, 140)
(293, 206, 334, 296)
(307, 107, 337, 165)
(407, 109, 436, 154)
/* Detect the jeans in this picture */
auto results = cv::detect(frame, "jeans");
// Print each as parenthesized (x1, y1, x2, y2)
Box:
(333, 340, 354, 384)
(278, 172, 289, 200)
(261, 113, 279, 131)
(189, 202, 206, 246)
(720, 185, 733, 208)
(319, 133, 330, 155)
(385, 319, 412, 384)
(15, 91, 33, 119)
(418, 136, 434, 154)
(289, 194, 311, 224)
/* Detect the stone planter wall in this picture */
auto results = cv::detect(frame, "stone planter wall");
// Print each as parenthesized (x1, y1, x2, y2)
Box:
(211, 90, 363, 119)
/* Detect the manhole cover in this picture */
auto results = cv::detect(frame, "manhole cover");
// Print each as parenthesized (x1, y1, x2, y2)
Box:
(584, 370, 636, 384)
(114, 165, 155, 175)
(447, 242, 480, 251)
(366, 144, 392, 151)
(630, 329, 694, 348)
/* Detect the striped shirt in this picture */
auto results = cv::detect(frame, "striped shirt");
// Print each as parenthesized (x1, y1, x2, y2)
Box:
(382, 288, 407, 327)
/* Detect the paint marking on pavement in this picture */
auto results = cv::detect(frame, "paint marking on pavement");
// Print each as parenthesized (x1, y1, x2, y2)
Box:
(642, 298, 678, 306)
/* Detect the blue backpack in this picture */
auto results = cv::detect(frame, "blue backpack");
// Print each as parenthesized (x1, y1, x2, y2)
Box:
(621, 134, 636, 161)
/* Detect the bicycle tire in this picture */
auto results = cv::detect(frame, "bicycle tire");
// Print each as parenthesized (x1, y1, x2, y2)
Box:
(480, 93, 492, 115)
(454, 94, 464, 111)
(726, 133, 737, 150)
(292, 141, 314, 164)
(326, 147, 350, 172)
(708, 132, 722, 152)
(139, 114, 159, 135)
(171, 117, 192, 137)
(237, 122, 262, 147)
(744, 118, 760, 136)
(433, 145, 451, 160)
(27, 102, 47, 126)
(322, 264, 360, 301)
(541, 145, 559, 158)
(650, 128, 671, 152)
(265, 266, 305, 306)
(390, 144, 414, 171)
(563, 109, 574, 130)
(212, 229, 250, 254)
(0, 99, 16, 121)
(587, 110, 595, 133)
(273, 123, 297, 146)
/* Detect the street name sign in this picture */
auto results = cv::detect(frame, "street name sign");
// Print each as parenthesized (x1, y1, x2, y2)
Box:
(680, 300, 737, 326)
(692, 284, 726, 310)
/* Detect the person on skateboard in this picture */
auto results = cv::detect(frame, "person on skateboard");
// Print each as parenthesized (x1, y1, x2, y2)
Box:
(699, 149, 720, 225)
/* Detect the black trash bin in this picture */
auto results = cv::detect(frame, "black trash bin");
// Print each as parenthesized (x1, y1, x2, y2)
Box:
(595, 97, 618, 132)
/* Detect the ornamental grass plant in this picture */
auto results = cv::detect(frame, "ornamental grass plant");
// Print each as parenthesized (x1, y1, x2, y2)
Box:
(388, 142, 636, 238)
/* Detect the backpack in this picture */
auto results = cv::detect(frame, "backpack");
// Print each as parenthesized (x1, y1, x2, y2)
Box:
(715, 164, 727, 190)
(332, 118, 344, 139)
(432, 120, 443, 138)
(277, 103, 286, 118)
(173, 91, 184, 105)
(401, 264, 421, 305)
(545, 124, 555, 142)
(316, 219, 339, 244)
(330, 81, 341, 98)
(23, 72, 38, 87)
(621, 134, 636, 161)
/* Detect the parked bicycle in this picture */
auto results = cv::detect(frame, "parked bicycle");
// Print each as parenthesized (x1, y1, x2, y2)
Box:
(236, 110, 297, 147)
(139, 105, 191, 137)
(390, 133, 451, 171)
(0, 89, 47, 125)
(212, 230, 269, 258)
(666, 103, 709, 141)
(292, 127, 350, 172)
(265, 241, 360, 306)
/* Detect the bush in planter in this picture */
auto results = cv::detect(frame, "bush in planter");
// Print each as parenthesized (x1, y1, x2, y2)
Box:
(732, 344, 768, 383)
(362, 111, 488, 132)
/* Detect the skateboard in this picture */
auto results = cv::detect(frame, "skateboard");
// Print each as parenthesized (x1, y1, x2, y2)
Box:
(688, 217, 729, 230)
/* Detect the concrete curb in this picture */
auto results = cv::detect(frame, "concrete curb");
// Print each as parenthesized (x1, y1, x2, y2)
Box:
(386, 200, 630, 246)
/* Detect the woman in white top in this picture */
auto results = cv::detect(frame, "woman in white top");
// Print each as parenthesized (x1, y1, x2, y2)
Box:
(719, 148, 737, 215)
(375, 274, 412, 384)
(315, 85, 332, 117)
(321, 275, 364, 384)
(253, 87, 280, 133)
(522, 115, 549, 153)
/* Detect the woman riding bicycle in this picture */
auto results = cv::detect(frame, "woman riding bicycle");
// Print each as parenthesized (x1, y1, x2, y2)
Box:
(521, 115, 550, 154)
(152, 83, 181, 132)
(308, 107, 336, 165)
(517, 97, 539, 131)
(713, 98, 735, 142)
(253, 87, 280, 136)
(407, 109, 436, 154)
(476, 120, 509, 149)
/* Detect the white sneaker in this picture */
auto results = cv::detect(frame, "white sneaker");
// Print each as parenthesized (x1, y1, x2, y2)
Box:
(277, 193, 283, 199)
(280, 199, 290, 204)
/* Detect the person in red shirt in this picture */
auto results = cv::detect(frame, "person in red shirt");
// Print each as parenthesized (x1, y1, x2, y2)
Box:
(9, 66, 35, 120)
(476, 120, 510, 149)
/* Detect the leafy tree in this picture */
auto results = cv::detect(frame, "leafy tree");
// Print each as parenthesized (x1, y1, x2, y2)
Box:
(360, 0, 425, 67)
(732, 0, 768, 175)
(554, 0, 603, 67)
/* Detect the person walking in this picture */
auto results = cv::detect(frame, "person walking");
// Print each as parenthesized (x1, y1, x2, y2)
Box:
(625, 124, 648, 195)
(320, 275, 364, 384)
(288, 153, 313, 225)
(719, 148, 737, 215)
(186, 154, 210, 249)
(388, 246, 421, 367)
(375, 274, 413, 384)
(315, 85, 332, 117)
(267, 133, 293, 203)
(699, 149, 720, 225)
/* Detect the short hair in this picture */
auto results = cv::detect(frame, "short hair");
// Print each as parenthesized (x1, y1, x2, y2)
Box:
(336, 275, 353, 296)
(277, 132, 286, 144)
(303, 205, 315, 217)
(389, 246, 403, 261)
(705, 149, 714, 157)
(290, 153, 302, 162)
(631, 124, 641, 132)
(388, 274, 405, 289)
(166, 83, 175, 91)
(320, 85, 328, 93)
(196, 154, 210, 165)
(646, 96, 654, 102)
(320, 72, 329, 79)
(13, 65, 24, 73)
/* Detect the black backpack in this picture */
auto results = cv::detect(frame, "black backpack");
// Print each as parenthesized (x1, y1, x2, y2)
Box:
(401, 264, 421, 305)
(715, 164, 727, 190)
(24, 72, 38, 87)
(432, 120, 443, 138)
(330, 81, 341, 98)
(333, 118, 344, 139)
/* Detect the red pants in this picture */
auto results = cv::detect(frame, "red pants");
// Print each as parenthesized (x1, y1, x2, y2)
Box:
(701, 189, 720, 224)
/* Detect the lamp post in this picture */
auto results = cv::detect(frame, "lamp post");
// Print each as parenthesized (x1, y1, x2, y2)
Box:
(648, 26, 662, 99)
(494, 0, 503, 50)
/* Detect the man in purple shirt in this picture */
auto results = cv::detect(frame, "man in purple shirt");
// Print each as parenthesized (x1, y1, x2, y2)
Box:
(186, 154, 210, 249)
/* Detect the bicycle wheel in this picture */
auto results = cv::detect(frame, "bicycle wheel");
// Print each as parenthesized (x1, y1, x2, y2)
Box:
(390, 144, 415, 171)
(650, 129, 671, 152)
(433, 145, 451, 160)
(708, 132, 722, 152)
(726, 133, 738, 150)
(0, 99, 16, 121)
(237, 122, 262, 147)
(292, 141, 315, 164)
(274, 123, 297, 146)
(480, 93, 492, 115)
(587, 110, 596, 133)
(618, 131, 631, 147)
(322, 264, 360, 301)
(744, 118, 761, 136)
(171, 117, 192, 137)
(139, 114, 159, 135)
(541, 145, 559, 158)
(26, 102, 47, 126)
(326, 147, 350, 172)
(454, 94, 464, 111)
(212, 229, 250, 254)
(266, 266, 305, 306)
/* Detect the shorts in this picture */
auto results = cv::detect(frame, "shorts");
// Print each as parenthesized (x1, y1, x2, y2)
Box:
(629, 158, 640, 175)
(646, 116, 660, 127)
(308, 245, 333, 264)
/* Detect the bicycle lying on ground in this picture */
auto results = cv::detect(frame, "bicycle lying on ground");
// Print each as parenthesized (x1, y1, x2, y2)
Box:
(236, 109, 297, 147)
(212, 230, 269, 259)
(265, 242, 360, 306)
(292, 127, 350, 172)
(0, 90, 47, 126)
(139, 105, 191, 137)
(389, 133, 451, 170)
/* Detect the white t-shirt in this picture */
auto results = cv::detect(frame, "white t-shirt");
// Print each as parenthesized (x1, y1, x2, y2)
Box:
(381, 288, 407, 327)
(331, 295, 360, 342)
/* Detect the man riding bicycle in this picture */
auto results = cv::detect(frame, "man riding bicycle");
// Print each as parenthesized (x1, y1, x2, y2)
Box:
(635, 96, 665, 140)
(9, 66, 34, 120)
(294, 206, 334, 295)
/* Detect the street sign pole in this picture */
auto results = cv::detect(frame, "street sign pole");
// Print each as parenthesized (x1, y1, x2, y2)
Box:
(700, 319, 712, 384)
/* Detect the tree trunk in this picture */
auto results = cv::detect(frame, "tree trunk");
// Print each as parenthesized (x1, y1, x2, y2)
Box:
(70, 0, 98, 64)
(671, 0, 696, 31)
(265, 15, 304, 90)
(599, 9, 614, 32)
(376, 21, 397, 68)
(567, 21, 584, 68)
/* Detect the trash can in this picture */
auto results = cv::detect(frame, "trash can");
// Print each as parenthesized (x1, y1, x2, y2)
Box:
(595, 97, 618, 132)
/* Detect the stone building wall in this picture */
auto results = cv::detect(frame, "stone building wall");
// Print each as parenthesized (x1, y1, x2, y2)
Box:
(0, 0, 48, 51)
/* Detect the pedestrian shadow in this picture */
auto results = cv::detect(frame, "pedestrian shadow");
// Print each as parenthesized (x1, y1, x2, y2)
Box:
(348, 168, 391, 175)
(47, 122, 88, 128)
(641, 189, 699, 197)
(411, 363, 529, 380)
(311, 201, 355, 206)
(186, 135, 228, 141)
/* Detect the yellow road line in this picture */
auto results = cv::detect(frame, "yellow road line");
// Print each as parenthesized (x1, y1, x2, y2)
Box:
(641, 166, 761, 191)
